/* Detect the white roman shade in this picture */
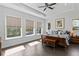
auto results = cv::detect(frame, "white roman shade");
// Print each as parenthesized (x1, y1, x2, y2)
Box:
(37, 22, 42, 28)
(7, 16, 21, 27)
(26, 20, 34, 29)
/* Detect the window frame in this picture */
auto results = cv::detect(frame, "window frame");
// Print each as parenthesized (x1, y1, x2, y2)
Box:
(25, 19, 35, 36)
(5, 16, 22, 40)
(36, 21, 42, 35)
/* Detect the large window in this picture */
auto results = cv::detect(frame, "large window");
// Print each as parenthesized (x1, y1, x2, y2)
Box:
(6, 16, 21, 38)
(36, 21, 42, 34)
(26, 20, 34, 35)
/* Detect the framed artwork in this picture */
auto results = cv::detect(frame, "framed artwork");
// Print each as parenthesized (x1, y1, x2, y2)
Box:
(55, 18, 64, 29)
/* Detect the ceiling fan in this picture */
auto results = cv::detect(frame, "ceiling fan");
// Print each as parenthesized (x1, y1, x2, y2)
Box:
(38, 3, 56, 11)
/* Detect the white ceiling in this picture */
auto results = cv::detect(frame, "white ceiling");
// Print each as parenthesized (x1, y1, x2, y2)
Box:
(0, 3, 46, 19)
(0, 3, 79, 20)
(23, 3, 45, 13)
(18, 3, 79, 18)
(24, 3, 79, 15)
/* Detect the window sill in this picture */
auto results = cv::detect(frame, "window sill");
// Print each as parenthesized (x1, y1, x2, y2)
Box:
(25, 34, 35, 37)
(6, 36, 22, 40)
(37, 34, 41, 35)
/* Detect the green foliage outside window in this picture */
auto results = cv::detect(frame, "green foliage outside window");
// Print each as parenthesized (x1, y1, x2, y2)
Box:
(7, 26, 21, 37)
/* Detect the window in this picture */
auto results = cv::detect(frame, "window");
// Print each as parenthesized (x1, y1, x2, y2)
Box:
(36, 21, 42, 34)
(73, 19, 79, 30)
(6, 16, 21, 38)
(26, 20, 34, 35)
(48, 23, 51, 30)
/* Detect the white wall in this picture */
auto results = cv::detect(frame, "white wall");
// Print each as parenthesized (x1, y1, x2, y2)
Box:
(46, 9, 79, 35)
(0, 6, 46, 48)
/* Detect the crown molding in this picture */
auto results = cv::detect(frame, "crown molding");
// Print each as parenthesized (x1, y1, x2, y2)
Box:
(0, 3, 46, 20)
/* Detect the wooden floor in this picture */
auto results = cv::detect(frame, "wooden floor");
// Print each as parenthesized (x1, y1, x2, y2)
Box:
(3, 40, 79, 56)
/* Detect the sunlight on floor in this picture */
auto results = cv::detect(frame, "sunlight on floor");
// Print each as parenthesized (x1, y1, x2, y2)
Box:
(28, 41, 40, 46)
(5, 45, 25, 56)
(69, 49, 79, 56)
(4, 41, 40, 56)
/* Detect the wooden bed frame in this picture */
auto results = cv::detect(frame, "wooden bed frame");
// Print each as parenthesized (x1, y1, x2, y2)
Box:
(41, 35, 68, 48)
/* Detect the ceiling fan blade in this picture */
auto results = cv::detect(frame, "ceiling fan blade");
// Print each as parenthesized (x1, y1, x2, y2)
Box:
(38, 6, 45, 8)
(49, 3, 56, 6)
(48, 7, 54, 9)
(43, 8, 47, 11)
(45, 3, 48, 6)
